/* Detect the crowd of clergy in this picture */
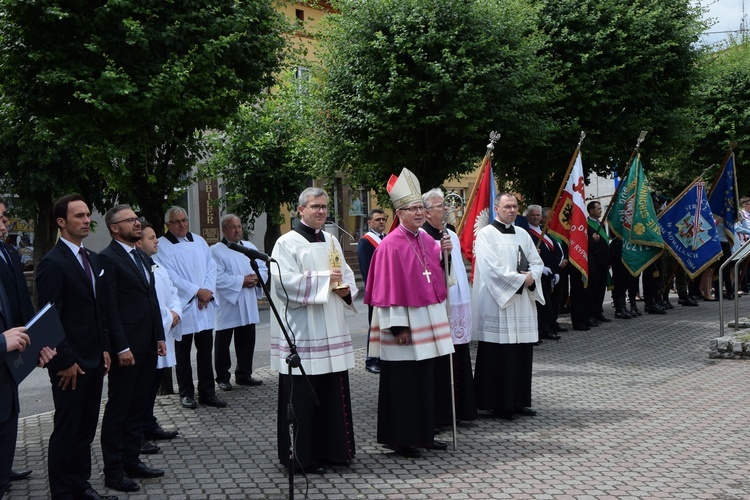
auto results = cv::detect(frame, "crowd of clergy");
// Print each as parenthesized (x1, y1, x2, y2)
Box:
(6, 163, 725, 499)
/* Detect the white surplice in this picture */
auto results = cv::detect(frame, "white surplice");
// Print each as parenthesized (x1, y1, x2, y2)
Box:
(269, 231, 358, 376)
(210, 240, 268, 331)
(447, 228, 472, 344)
(152, 264, 182, 369)
(472, 223, 544, 344)
(153, 233, 217, 335)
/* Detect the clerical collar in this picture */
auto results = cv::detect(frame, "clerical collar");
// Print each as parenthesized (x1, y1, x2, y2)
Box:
(221, 237, 242, 247)
(421, 222, 442, 240)
(491, 219, 515, 234)
(398, 224, 419, 237)
(164, 231, 194, 244)
(294, 222, 324, 243)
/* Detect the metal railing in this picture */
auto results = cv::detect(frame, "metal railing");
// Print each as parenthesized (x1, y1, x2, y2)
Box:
(718, 238, 750, 336)
(324, 221, 357, 248)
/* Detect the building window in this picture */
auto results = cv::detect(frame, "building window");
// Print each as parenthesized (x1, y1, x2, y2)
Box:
(295, 9, 304, 23)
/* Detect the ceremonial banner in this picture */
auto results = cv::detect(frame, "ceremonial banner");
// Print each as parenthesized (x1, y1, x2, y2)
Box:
(458, 154, 496, 263)
(606, 154, 663, 275)
(658, 179, 723, 279)
(707, 152, 738, 245)
(547, 151, 589, 285)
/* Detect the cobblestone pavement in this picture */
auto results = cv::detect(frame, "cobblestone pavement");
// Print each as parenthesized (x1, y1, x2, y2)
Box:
(10, 296, 750, 499)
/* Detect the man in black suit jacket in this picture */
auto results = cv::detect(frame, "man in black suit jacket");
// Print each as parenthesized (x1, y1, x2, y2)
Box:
(525, 205, 561, 341)
(0, 198, 37, 482)
(0, 200, 35, 329)
(36, 194, 116, 500)
(98, 205, 166, 493)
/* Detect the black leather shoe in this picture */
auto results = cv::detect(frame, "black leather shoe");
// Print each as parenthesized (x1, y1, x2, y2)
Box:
(145, 427, 179, 440)
(661, 300, 675, 309)
(199, 394, 228, 408)
(10, 469, 32, 480)
(366, 364, 381, 374)
(595, 314, 612, 323)
(493, 410, 517, 420)
(217, 381, 233, 391)
(395, 446, 421, 458)
(630, 306, 642, 317)
(235, 376, 263, 386)
(427, 440, 448, 450)
(587, 318, 600, 327)
(556, 326, 569, 332)
(645, 305, 667, 314)
(123, 462, 165, 479)
(295, 463, 326, 474)
(515, 407, 537, 417)
(140, 441, 160, 455)
(105, 474, 140, 492)
(77, 487, 119, 500)
(614, 309, 632, 319)
(678, 298, 699, 306)
(572, 324, 590, 331)
(180, 396, 197, 409)
(541, 333, 560, 340)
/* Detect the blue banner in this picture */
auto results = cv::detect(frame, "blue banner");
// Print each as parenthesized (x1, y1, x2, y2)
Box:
(658, 180, 723, 279)
(707, 153, 738, 244)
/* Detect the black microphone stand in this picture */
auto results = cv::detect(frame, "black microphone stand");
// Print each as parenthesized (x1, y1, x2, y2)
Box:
(250, 258, 319, 500)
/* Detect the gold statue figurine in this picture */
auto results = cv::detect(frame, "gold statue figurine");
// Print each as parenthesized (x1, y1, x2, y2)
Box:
(329, 238, 349, 290)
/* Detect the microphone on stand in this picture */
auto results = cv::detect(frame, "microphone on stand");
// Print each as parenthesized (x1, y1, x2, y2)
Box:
(226, 241, 275, 263)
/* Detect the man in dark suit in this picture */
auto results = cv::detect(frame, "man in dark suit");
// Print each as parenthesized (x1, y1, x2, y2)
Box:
(0, 198, 36, 482)
(36, 193, 117, 500)
(99, 205, 167, 493)
(525, 205, 561, 341)
(357, 208, 387, 374)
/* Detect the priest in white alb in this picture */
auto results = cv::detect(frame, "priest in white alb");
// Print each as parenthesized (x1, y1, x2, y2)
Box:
(421, 188, 478, 427)
(472, 192, 544, 420)
(365, 168, 454, 459)
(270, 187, 358, 475)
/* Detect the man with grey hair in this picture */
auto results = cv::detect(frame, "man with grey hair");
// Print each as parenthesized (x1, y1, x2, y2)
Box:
(524, 204, 561, 340)
(99, 204, 167, 492)
(421, 188, 477, 426)
(210, 214, 267, 391)
(270, 187, 358, 474)
(154, 206, 225, 409)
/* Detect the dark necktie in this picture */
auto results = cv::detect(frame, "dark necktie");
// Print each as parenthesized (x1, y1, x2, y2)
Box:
(131, 249, 149, 285)
(79, 247, 94, 289)
(379, 234, 385, 239)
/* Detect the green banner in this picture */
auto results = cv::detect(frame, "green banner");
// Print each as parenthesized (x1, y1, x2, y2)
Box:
(606, 155, 663, 275)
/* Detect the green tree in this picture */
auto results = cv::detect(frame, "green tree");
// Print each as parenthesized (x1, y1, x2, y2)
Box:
(689, 39, 750, 195)
(529, 0, 707, 204)
(313, 0, 557, 203)
(202, 77, 314, 252)
(0, 0, 286, 254)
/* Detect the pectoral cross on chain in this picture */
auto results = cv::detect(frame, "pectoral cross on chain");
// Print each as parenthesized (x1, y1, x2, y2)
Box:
(422, 269, 432, 283)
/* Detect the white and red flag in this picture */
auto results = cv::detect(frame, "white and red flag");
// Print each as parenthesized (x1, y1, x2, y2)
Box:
(547, 151, 589, 286)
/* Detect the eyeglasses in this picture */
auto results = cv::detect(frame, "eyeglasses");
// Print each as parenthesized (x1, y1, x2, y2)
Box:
(400, 205, 426, 213)
(425, 203, 445, 210)
(168, 217, 189, 225)
(113, 216, 145, 225)
(306, 204, 328, 212)
(371, 217, 388, 223)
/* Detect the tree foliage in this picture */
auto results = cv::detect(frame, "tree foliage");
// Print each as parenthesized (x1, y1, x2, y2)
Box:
(526, 0, 706, 204)
(202, 77, 314, 252)
(0, 0, 287, 252)
(689, 39, 750, 196)
(314, 0, 557, 203)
